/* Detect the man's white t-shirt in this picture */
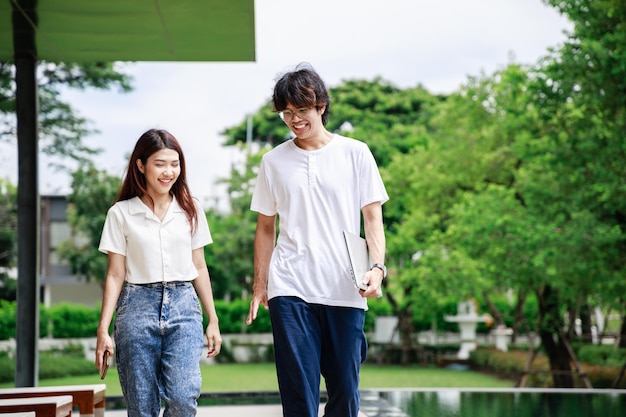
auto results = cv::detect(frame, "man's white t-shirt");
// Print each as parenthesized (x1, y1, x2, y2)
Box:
(99, 196, 212, 284)
(250, 135, 389, 310)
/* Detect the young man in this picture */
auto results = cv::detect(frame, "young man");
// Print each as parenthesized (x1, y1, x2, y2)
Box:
(246, 63, 389, 417)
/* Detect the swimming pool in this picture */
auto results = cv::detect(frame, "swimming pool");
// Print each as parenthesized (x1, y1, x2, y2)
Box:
(360, 388, 626, 417)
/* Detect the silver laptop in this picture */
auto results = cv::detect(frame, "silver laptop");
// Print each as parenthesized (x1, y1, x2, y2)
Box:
(343, 230, 370, 291)
(343, 230, 384, 297)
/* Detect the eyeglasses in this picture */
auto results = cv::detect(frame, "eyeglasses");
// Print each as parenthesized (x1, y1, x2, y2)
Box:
(279, 107, 314, 121)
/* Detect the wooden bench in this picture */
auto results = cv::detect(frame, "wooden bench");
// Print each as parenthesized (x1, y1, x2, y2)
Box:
(0, 412, 37, 417)
(0, 395, 72, 417)
(0, 385, 106, 417)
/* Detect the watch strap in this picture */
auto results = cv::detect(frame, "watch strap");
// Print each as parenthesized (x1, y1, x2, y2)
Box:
(370, 263, 387, 278)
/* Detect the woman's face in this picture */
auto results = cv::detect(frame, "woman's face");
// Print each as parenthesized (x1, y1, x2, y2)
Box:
(137, 148, 180, 196)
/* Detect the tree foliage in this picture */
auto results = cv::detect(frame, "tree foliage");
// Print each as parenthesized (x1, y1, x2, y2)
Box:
(204, 148, 265, 300)
(0, 61, 132, 168)
(56, 165, 121, 283)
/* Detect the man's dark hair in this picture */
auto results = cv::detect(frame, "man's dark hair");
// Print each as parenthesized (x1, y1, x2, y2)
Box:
(272, 63, 331, 125)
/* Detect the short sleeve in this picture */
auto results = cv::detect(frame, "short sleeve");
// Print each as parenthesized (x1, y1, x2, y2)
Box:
(99, 205, 127, 256)
(250, 158, 277, 216)
(360, 145, 389, 208)
(191, 199, 213, 249)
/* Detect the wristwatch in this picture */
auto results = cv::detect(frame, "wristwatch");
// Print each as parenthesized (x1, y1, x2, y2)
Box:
(370, 263, 387, 278)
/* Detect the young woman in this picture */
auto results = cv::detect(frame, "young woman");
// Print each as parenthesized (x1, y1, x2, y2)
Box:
(95, 128, 221, 417)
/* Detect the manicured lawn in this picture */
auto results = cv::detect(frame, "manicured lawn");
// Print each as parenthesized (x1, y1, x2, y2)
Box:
(2, 363, 513, 396)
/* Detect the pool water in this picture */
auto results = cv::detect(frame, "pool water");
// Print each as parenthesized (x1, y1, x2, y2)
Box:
(360, 388, 626, 417)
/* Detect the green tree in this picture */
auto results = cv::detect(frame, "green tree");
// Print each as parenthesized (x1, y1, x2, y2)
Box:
(537, 0, 626, 350)
(205, 148, 265, 300)
(56, 165, 121, 283)
(0, 61, 132, 168)
(377, 0, 626, 385)
(0, 179, 17, 301)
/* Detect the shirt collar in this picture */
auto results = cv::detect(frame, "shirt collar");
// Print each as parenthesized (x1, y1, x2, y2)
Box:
(128, 195, 184, 218)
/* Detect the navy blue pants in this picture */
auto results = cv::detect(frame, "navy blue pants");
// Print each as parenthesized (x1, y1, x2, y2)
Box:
(268, 296, 367, 417)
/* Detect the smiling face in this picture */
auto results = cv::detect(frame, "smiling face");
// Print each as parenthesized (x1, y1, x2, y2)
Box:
(280, 103, 326, 142)
(136, 148, 180, 197)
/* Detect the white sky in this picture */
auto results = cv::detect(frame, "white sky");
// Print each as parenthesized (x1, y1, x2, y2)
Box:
(0, 0, 572, 210)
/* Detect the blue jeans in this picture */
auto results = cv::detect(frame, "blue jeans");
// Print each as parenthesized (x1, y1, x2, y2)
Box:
(269, 296, 367, 417)
(115, 282, 203, 417)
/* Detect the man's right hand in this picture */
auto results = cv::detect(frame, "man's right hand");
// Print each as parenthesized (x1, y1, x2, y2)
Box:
(246, 292, 269, 325)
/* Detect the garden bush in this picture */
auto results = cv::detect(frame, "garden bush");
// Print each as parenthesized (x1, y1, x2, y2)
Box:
(0, 300, 15, 340)
(39, 352, 96, 380)
(0, 293, 541, 341)
(0, 344, 97, 383)
(47, 303, 101, 338)
(470, 347, 626, 389)
(0, 352, 12, 383)
(0, 298, 406, 339)
(576, 344, 626, 368)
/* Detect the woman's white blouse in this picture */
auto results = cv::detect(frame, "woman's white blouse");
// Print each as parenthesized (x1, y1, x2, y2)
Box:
(98, 196, 212, 284)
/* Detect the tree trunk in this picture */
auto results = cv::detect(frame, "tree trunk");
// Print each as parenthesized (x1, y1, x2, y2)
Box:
(482, 290, 504, 325)
(398, 309, 417, 364)
(536, 285, 575, 388)
(386, 290, 420, 365)
(511, 290, 527, 343)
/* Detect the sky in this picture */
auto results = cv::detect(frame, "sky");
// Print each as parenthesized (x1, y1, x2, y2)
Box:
(0, 0, 572, 210)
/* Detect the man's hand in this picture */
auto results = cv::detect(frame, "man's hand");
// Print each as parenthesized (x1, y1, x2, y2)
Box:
(360, 268, 384, 298)
(246, 290, 269, 325)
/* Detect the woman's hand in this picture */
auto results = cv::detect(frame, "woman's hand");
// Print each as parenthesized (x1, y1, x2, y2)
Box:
(205, 321, 222, 358)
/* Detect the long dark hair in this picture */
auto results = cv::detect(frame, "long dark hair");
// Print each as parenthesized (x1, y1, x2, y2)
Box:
(115, 129, 198, 232)
(272, 62, 331, 125)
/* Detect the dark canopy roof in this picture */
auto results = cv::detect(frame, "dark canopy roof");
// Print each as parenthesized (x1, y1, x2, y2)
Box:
(0, 0, 255, 62)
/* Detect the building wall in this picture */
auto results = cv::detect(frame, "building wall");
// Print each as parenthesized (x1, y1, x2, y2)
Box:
(43, 283, 103, 307)
(40, 195, 103, 307)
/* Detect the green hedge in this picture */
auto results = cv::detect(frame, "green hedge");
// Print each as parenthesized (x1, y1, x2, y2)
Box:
(575, 344, 626, 368)
(0, 294, 540, 340)
(0, 298, 393, 340)
(0, 344, 96, 383)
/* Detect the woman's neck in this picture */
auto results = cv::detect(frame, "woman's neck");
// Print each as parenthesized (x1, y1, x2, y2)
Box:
(141, 193, 172, 221)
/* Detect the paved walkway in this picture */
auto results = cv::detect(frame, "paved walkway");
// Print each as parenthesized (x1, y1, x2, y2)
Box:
(106, 404, 368, 416)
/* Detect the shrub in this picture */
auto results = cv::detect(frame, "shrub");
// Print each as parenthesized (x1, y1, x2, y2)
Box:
(0, 354, 13, 383)
(0, 300, 16, 340)
(0, 351, 97, 383)
(577, 344, 626, 368)
(39, 352, 97, 380)
(47, 303, 101, 338)
(214, 299, 272, 334)
(470, 347, 626, 388)
(582, 364, 626, 388)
